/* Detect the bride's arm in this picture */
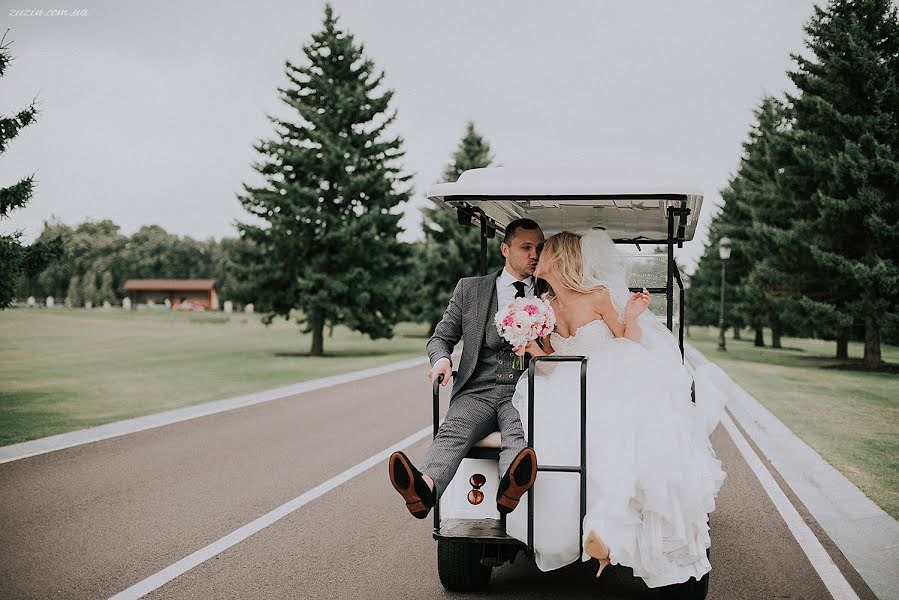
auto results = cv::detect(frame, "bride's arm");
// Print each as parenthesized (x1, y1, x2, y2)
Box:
(517, 335, 553, 357)
(594, 289, 627, 338)
(595, 288, 647, 343)
(622, 289, 651, 343)
(540, 334, 554, 355)
(623, 314, 642, 343)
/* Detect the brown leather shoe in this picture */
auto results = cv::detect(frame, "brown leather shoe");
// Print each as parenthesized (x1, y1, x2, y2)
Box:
(388, 451, 434, 519)
(497, 447, 537, 514)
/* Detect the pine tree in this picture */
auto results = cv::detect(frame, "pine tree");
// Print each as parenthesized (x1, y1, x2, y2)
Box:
(689, 99, 802, 347)
(411, 122, 503, 333)
(236, 5, 411, 355)
(736, 97, 812, 349)
(688, 156, 760, 339)
(781, 0, 899, 367)
(689, 223, 766, 345)
(714, 178, 755, 339)
(0, 32, 63, 308)
(688, 224, 721, 328)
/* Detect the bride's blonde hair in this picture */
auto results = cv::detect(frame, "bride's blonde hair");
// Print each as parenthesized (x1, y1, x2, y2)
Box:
(542, 231, 600, 298)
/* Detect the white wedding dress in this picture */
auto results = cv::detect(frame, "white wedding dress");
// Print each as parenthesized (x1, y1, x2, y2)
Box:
(506, 318, 726, 588)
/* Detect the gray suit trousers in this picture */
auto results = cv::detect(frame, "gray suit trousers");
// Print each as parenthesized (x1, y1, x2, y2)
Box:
(422, 391, 527, 500)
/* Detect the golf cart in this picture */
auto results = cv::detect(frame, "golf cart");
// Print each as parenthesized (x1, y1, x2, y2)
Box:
(424, 167, 709, 597)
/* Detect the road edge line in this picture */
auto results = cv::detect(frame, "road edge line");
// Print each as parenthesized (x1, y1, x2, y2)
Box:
(719, 412, 860, 600)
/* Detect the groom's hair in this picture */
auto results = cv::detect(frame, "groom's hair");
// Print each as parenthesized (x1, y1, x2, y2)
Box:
(503, 218, 542, 244)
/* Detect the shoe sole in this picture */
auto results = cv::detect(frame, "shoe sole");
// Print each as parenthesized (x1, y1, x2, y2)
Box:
(388, 451, 431, 519)
(497, 447, 537, 514)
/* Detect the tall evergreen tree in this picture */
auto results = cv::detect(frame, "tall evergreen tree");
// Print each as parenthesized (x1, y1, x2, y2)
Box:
(411, 122, 503, 333)
(689, 100, 797, 346)
(688, 157, 761, 340)
(687, 217, 740, 335)
(236, 5, 411, 355)
(736, 97, 810, 349)
(780, 0, 899, 367)
(0, 33, 63, 308)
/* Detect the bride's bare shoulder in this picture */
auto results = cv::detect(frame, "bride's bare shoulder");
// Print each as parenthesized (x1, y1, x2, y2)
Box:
(588, 287, 612, 303)
(587, 287, 615, 318)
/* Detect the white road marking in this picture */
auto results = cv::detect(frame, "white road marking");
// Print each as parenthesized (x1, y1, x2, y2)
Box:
(108, 425, 432, 600)
(1, 355, 433, 465)
(721, 413, 860, 600)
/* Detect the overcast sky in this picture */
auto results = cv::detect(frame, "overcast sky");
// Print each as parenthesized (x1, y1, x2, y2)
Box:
(1, 0, 818, 273)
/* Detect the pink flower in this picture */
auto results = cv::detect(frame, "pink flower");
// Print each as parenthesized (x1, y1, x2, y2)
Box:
(494, 296, 556, 348)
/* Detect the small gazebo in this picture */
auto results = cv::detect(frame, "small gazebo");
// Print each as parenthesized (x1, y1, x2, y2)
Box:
(122, 279, 219, 310)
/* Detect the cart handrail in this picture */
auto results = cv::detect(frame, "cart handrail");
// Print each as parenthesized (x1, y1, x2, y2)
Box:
(527, 355, 588, 556)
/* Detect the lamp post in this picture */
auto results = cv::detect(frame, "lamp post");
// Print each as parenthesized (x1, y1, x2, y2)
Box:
(718, 237, 732, 351)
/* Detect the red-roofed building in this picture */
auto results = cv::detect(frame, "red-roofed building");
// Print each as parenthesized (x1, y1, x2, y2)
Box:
(122, 279, 219, 310)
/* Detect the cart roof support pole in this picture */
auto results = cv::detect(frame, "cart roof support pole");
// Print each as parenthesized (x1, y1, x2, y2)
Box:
(479, 211, 489, 276)
(666, 206, 675, 333)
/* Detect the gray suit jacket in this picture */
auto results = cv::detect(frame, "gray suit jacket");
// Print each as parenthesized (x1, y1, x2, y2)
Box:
(427, 269, 504, 401)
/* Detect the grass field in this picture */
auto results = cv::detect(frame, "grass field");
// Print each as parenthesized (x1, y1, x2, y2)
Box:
(689, 327, 899, 520)
(0, 307, 430, 446)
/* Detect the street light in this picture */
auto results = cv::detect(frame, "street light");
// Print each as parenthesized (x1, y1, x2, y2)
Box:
(718, 237, 732, 351)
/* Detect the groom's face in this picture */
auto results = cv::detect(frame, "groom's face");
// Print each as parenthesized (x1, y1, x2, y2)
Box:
(502, 227, 545, 279)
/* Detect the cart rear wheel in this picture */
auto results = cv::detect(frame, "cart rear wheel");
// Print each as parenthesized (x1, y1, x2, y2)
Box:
(437, 540, 492, 592)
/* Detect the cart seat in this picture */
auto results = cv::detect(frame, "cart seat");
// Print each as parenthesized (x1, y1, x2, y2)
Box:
(466, 431, 501, 460)
(474, 431, 502, 448)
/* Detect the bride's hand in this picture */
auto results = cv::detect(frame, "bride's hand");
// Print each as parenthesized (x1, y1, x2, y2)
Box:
(513, 339, 546, 357)
(624, 288, 650, 321)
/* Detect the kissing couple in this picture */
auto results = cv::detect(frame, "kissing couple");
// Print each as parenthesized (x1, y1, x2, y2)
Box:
(389, 219, 725, 588)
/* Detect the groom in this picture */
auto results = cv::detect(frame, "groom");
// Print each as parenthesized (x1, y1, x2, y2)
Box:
(389, 218, 545, 519)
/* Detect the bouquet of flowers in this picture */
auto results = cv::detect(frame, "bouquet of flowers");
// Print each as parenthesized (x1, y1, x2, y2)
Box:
(494, 296, 556, 369)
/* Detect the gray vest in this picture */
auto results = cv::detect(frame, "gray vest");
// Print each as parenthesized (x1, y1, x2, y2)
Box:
(461, 284, 525, 399)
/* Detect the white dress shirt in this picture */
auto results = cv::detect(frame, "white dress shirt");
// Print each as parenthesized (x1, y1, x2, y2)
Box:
(434, 268, 536, 370)
(496, 267, 536, 309)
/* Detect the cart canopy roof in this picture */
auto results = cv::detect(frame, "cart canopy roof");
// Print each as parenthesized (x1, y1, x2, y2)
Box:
(427, 167, 704, 242)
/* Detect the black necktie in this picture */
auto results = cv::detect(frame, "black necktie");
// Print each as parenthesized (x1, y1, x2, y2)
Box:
(513, 281, 526, 298)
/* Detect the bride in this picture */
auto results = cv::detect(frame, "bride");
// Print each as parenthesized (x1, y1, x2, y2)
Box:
(504, 230, 726, 588)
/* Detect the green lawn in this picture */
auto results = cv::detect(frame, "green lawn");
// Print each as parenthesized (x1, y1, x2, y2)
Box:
(688, 327, 899, 520)
(0, 307, 430, 446)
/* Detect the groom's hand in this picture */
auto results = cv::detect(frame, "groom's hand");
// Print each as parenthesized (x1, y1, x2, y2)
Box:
(428, 361, 453, 386)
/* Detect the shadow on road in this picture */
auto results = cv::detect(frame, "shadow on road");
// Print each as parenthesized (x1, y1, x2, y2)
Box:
(471, 553, 704, 599)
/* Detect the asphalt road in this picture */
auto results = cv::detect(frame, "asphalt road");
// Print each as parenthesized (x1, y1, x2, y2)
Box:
(0, 364, 879, 599)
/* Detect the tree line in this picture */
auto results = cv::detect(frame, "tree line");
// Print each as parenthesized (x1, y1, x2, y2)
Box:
(12, 219, 256, 307)
(688, 0, 898, 368)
